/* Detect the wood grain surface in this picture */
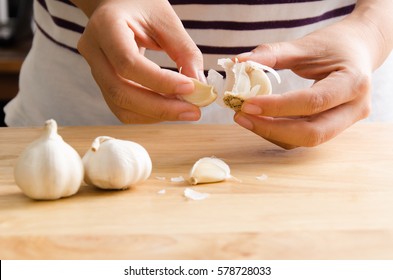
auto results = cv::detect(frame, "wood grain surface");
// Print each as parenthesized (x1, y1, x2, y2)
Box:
(0, 123, 393, 259)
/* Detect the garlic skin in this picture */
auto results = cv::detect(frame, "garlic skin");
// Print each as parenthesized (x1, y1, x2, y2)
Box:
(82, 136, 152, 189)
(188, 157, 231, 185)
(184, 188, 210, 200)
(208, 58, 281, 111)
(180, 78, 218, 107)
(14, 119, 84, 200)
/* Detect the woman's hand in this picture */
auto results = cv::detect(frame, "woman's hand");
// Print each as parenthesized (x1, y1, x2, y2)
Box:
(73, 0, 203, 123)
(234, 0, 393, 149)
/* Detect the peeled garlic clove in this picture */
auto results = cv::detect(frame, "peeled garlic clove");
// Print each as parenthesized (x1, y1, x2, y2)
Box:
(180, 78, 218, 107)
(188, 157, 231, 185)
(14, 119, 84, 200)
(208, 58, 281, 111)
(82, 136, 152, 190)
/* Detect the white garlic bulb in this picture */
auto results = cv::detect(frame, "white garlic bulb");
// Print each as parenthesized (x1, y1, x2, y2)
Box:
(188, 157, 231, 185)
(14, 119, 84, 200)
(180, 78, 218, 107)
(208, 58, 281, 111)
(82, 136, 152, 189)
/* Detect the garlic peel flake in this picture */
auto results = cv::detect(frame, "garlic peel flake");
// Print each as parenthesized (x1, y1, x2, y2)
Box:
(256, 174, 269, 181)
(184, 188, 210, 201)
(170, 176, 185, 183)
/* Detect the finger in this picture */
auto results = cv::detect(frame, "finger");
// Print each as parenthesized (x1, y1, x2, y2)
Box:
(104, 95, 200, 124)
(102, 79, 201, 123)
(234, 98, 370, 148)
(262, 139, 299, 150)
(78, 37, 201, 123)
(241, 71, 371, 117)
(148, 6, 204, 79)
(103, 99, 165, 124)
(139, 47, 146, 55)
(236, 40, 341, 81)
(83, 17, 195, 96)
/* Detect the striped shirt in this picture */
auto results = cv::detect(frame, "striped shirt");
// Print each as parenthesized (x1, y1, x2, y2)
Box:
(34, 0, 356, 72)
(15, 0, 390, 126)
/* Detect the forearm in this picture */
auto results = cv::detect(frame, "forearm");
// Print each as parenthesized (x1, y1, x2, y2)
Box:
(348, 0, 393, 70)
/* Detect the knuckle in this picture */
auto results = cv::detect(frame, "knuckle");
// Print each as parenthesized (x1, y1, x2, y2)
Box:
(262, 122, 273, 140)
(354, 72, 372, 96)
(116, 112, 132, 124)
(358, 99, 372, 120)
(174, 44, 203, 70)
(344, 70, 372, 98)
(115, 56, 136, 79)
(305, 92, 330, 115)
(154, 102, 175, 121)
(303, 126, 327, 147)
(106, 85, 131, 107)
(348, 71, 372, 120)
(253, 43, 280, 66)
(361, 103, 372, 119)
(157, 110, 171, 121)
(185, 45, 203, 60)
(255, 43, 275, 54)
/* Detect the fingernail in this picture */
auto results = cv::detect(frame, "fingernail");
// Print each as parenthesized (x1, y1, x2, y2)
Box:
(235, 114, 254, 130)
(175, 82, 194, 95)
(237, 52, 253, 60)
(178, 111, 200, 121)
(242, 103, 262, 115)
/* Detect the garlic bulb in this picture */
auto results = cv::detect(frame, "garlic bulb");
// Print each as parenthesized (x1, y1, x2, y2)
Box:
(208, 58, 281, 111)
(82, 136, 152, 189)
(14, 119, 84, 200)
(188, 157, 231, 185)
(181, 78, 218, 107)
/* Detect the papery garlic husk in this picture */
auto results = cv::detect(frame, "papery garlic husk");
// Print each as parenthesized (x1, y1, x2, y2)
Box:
(14, 119, 84, 200)
(82, 136, 152, 189)
(180, 78, 218, 107)
(188, 157, 231, 185)
(207, 58, 281, 111)
(184, 188, 210, 200)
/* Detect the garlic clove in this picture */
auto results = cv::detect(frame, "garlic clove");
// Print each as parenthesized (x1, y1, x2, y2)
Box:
(208, 58, 281, 111)
(82, 136, 152, 190)
(188, 157, 231, 185)
(249, 67, 272, 96)
(180, 78, 218, 107)
(14, 119, 84, 200)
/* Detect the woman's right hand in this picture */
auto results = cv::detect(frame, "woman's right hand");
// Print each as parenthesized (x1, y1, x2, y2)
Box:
(73, 0, 203, 123)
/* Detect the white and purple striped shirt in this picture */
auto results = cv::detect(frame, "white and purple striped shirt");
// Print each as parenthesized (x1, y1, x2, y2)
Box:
(34, 0, 356, 72)
(6, 0, 393, 126)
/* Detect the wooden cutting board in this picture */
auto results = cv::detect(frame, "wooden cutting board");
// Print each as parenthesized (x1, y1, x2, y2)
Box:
(1, 123, 393, 259)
